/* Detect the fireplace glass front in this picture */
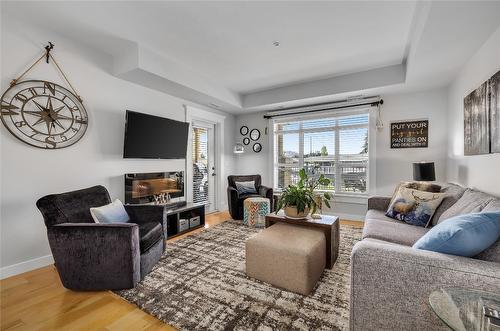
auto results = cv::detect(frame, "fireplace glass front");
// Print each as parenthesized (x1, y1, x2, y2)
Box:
(124, 171, 184, 204)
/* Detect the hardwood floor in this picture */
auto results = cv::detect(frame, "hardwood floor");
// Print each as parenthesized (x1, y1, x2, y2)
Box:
(0, 211, 362, 331)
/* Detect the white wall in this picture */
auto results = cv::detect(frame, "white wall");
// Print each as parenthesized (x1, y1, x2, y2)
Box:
(234, 112, 271, 185)
(446, 26, 500, 196)
(375, 89, 449, 195)
(0, 19, 235, 277)
(235, 88, 449, 219)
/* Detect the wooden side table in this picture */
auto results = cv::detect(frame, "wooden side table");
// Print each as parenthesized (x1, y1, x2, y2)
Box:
(265, 213, 340, 269)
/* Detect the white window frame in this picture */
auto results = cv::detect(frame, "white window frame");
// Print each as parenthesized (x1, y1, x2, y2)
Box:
(269, 107, 376, 200)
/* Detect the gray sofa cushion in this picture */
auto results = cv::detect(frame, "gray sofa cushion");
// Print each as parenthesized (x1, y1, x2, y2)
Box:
(475, 240, 500, 263)
(365, 209, 400, 223)
(475, 199, 500, 263)
(350, 239, 500, 331)
(483, 198, 500, 212)
(367, 196, 392, 212)
(362, 219, 430, 246)
(438, 188, 495, 223)
(430, 183, 466, 226)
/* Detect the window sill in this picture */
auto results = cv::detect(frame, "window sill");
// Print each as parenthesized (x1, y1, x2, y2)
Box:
(273, 190, 368, 205)
(333, 193, 368, 205)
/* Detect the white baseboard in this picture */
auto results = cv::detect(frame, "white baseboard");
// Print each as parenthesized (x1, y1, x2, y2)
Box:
(0, 254, 54, 280)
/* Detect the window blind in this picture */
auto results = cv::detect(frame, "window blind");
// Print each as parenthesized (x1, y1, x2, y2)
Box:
(273, 111, 369, 194)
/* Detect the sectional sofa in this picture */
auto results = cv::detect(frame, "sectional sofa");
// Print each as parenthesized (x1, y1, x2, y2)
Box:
(350, 183, 500, 330)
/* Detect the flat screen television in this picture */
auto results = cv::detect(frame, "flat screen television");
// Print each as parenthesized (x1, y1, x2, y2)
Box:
(123, 110, 189, 159)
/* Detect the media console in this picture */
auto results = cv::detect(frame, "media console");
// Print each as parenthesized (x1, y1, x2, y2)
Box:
(125, 201, 205, 239)
(164, 202, 206, 239)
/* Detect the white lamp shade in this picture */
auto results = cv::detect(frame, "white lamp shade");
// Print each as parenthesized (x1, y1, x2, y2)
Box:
(233, 143, 244, 154)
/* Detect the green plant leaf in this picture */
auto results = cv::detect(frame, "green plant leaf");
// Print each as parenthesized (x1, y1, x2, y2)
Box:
(278, 167, 336, 215)
(299, 168, 306, 180)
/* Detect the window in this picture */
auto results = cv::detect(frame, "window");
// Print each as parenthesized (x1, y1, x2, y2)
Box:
(273, 111, 369, 194)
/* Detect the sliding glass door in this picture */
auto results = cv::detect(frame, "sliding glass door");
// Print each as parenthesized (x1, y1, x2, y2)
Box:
(192, 123, 216, 212)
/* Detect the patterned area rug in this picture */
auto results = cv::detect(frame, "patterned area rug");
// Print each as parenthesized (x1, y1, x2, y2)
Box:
(116, 220, 362, 331)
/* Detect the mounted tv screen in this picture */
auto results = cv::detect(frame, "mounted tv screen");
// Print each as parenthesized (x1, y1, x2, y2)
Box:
(123, 110, 189, 159)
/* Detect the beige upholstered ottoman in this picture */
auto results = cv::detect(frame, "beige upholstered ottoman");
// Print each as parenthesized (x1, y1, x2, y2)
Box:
(245, 222, 326, 295)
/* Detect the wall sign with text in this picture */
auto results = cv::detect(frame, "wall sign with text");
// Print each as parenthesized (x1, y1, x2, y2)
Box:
(390, 120, 429, 148)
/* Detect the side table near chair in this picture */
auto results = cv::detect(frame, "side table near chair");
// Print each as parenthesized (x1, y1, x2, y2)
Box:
(243, 197, 270, 228)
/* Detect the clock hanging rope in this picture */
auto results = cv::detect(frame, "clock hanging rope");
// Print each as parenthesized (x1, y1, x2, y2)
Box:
(1, 42, 88, 149)
(10, 42, 83, 102)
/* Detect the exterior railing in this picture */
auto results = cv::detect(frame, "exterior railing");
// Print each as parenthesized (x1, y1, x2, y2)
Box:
(277, 156, 367, 193)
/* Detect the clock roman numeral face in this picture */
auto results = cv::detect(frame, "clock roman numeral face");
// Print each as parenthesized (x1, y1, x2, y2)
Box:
(1, 101, 20, 116)
(14, 93, 29, 104)
(43, 82, 56, 95)
(0, 80, 88, 149)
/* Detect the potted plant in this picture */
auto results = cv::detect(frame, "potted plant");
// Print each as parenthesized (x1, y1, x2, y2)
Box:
(275, 168, 332, 219)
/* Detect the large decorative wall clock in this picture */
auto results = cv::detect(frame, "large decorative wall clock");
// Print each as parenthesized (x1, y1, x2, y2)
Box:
(0, 43, 88, 149)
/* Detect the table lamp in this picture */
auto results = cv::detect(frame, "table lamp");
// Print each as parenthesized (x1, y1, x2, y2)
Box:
(413, 162, 435, 181)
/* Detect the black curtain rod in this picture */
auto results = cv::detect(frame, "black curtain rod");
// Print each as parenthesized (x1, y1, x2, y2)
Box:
(263, 99, 383, 119)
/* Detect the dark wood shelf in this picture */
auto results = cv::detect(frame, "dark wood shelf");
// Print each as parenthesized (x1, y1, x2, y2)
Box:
(164, 203, 205, 239)
(167, 224, 204, 239)
(125, 201, 206, 239)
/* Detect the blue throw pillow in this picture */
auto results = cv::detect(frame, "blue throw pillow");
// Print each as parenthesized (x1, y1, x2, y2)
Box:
(90, 199, 130, 223)
(413, 212, 500, 257)
(235, 181, 257, 195)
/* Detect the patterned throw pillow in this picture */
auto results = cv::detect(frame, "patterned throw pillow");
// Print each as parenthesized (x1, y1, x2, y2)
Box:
(405, 182, 441, 193)
(235, 181, 257, 195)
(386, 187, 446, 227)
(390, 181, 441, 199)
(388, 181, 442, 209)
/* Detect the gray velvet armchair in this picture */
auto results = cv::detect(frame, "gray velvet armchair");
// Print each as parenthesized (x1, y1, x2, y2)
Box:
(227, 175, 273, 220)
(36, 185, 165, 291)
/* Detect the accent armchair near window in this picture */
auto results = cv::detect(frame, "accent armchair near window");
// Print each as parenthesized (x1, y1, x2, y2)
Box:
(227, 175, 273, 220)
(36, 185, 165, 291)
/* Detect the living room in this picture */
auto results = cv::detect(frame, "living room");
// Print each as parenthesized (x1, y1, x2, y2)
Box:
(1, 1, 499, 330)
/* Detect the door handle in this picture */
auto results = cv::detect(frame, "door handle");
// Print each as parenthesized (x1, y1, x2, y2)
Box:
(211, 173, 216, 176)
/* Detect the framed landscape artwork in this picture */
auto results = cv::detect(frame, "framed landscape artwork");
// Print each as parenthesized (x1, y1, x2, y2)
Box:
(490, 70, 500, 153)
(464, 81, 489, 155)
(463, 69, 500, 155)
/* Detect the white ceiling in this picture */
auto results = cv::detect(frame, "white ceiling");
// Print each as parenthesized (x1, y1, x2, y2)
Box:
(2, 1, 416, 93)
(3, 1, 500, 113)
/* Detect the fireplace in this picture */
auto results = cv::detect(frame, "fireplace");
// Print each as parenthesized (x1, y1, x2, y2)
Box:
(124, 171, 185, 204)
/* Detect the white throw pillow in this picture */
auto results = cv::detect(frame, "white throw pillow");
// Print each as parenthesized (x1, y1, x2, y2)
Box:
(90, 199, 130, 223)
